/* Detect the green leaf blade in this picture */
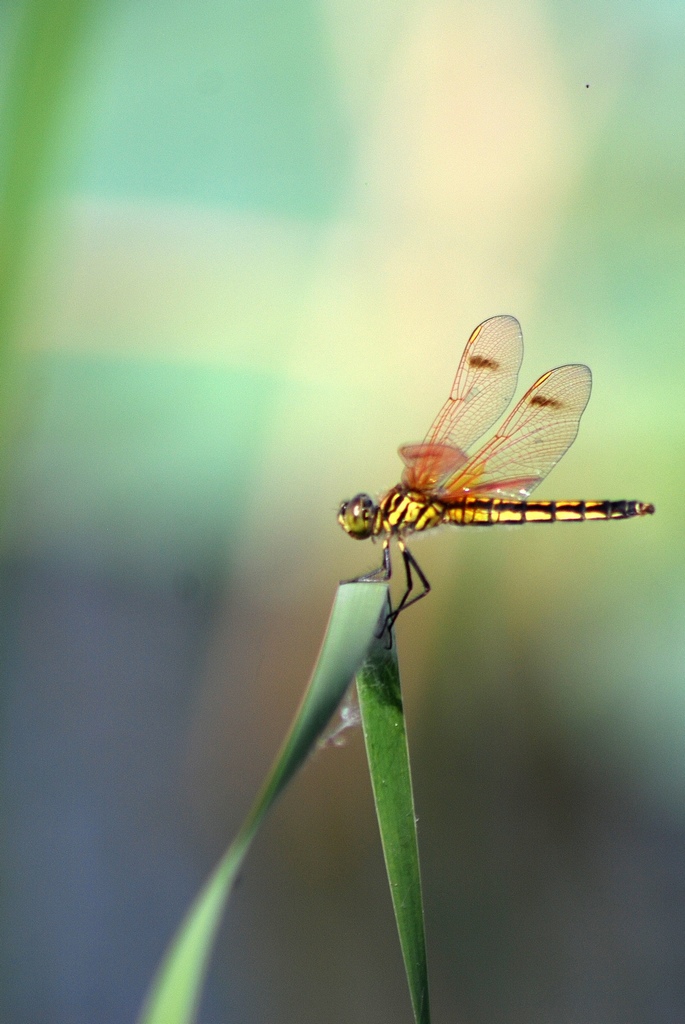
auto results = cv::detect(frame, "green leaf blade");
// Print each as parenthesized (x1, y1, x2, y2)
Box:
(138, 581, 388, 1024)
(357, 634, 431, 1024)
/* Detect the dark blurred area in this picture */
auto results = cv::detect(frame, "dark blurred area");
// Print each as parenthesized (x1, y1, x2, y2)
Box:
(0, 1, 681, 1022)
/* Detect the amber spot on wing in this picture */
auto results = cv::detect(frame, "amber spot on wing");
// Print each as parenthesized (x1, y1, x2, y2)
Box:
(530, 394, 562, 408)
(468, 354, 499, 370)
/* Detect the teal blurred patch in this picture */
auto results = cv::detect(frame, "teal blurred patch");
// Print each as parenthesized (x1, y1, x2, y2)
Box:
(73, 0, 350, 218)
(7, 355, 281, 572)
(539, 27, 685, 371)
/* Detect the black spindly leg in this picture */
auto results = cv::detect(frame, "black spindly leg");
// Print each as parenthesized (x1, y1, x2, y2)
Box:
(343, 539, 396, 643)
(341, 541, 395, 641)
(363, 542, 396, 642)
(343, 539, 391, 584)
(384, 541, 431, 634)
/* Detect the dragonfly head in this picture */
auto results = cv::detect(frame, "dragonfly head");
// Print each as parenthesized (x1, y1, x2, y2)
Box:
(338, 493, 376, 539)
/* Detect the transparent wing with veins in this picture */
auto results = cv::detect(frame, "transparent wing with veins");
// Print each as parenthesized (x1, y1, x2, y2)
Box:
(439, 363, 593, 500)
(400, 314, 524, 492)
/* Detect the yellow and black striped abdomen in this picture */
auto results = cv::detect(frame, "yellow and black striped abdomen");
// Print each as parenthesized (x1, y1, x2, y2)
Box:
(373, 488, 655, 536)
(443, 498, 655, 526)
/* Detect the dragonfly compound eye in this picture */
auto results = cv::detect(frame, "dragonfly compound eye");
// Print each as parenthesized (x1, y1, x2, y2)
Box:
(338, 493, 375, 539)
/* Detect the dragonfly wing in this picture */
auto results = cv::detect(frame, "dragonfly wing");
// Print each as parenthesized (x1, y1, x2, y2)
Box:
(399, 442, 468, 493)
(425, 314, 524, 452)
(440, 363, 592, 499)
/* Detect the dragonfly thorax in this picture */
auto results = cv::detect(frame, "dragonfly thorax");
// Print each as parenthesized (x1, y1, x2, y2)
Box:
(339, 485, 447, 541)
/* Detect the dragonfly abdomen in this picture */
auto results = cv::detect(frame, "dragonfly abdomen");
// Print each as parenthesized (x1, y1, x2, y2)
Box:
(443, 498, 655, 526)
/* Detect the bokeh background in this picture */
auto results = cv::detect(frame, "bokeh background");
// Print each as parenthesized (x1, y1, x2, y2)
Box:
(0, 1, 679, 1022)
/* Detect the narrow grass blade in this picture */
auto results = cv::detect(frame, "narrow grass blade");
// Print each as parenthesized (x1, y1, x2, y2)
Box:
(138, 580, 388, 1024)
(356, 632, 431, 1024)
(0, 0, 94, 336)
(0, 0, 95, 503)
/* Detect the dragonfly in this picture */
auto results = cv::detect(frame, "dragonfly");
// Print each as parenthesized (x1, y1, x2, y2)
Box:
(338, 314, 654, 631)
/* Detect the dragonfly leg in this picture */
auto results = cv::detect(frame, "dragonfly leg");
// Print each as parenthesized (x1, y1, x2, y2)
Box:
(384, 540, 431, 633)
(340, 540, 395, 643)
(342, 539, 391, 584)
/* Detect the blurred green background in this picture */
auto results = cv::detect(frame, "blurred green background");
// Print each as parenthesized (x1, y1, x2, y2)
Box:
(0, 1, 679, 1022)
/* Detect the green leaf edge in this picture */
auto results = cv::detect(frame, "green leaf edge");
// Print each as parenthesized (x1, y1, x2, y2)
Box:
(357, 635, 431, 1024)
(137, 581, 388, 1024)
